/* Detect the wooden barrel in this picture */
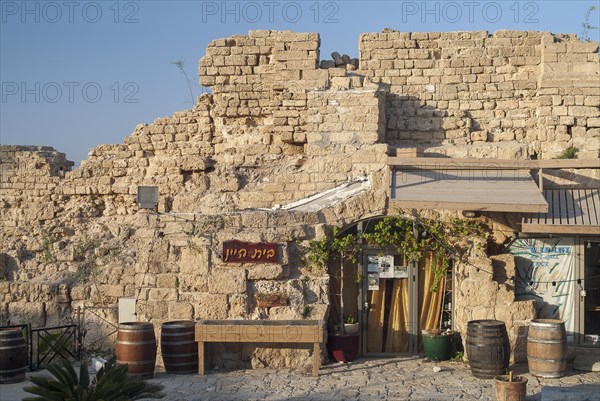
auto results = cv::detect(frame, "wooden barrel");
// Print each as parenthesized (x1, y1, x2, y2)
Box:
(527, 319, 567, 378)
(0, 328, 27, 384)
(161, 321, 198, 374)
(467, 320, 510, 379)
(116, 322, 156, 378)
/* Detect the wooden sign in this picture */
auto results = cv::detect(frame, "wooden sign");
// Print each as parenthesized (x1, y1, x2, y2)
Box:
(222, 240, 278, 264)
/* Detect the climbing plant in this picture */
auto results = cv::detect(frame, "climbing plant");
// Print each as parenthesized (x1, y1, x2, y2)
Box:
(300, 214, 489, 292)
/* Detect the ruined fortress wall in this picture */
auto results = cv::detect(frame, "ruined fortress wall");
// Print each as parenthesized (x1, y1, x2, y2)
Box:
(358, 30, 600, 159)
(0, 30, 598, 368)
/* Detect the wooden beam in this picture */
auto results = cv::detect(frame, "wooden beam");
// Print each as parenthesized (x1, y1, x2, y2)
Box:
(390, 199, 549, 213)
(521, 224, 600, 235)
(198, 341, 205, 376)
(387, 157, 600, 170)
(312, 343, 320, 377)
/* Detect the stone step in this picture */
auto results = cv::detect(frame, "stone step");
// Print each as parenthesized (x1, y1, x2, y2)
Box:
(573, 347, 600, 372)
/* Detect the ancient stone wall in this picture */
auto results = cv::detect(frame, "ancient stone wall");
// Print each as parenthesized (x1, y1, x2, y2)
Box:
(0, 29, 598, 368)
(358, 30, 599, 159)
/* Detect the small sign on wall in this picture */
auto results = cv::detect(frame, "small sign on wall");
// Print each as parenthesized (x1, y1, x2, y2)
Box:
(223, 240, 278, 264)
(118, 297, 136, 323)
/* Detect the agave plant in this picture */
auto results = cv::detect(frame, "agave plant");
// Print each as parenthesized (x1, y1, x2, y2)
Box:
(23, 356, 164, 401)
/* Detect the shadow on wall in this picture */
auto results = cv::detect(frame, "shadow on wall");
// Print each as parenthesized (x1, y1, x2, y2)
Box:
(541, 169, 600, 189)
(382, 89, 477, 149)
(0, 252, 19, 281)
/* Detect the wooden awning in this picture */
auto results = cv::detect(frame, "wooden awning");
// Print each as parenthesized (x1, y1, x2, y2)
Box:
(522, 188, 600, 234)
(389, 169, 548, 213)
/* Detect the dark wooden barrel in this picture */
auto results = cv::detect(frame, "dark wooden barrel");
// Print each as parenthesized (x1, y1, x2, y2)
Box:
(161, 321, 198, 374)
(467, 320, 510, 379)
(0, 328, 27, 384)
(116, 322, 156, 378)
(527, 319, 567, 378)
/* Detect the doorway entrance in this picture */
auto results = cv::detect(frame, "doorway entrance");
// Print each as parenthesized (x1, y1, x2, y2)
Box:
(361, 251, 449, 356)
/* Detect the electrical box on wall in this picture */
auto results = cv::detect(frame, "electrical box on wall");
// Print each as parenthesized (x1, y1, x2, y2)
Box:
(137, 186, 159, 209)
(118, 297, 136, 323)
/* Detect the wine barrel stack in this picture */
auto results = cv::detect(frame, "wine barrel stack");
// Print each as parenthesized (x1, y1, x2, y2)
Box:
(116, 322, 157, 379)
(467, 320, 510, 379)
(527, 319, 568, 378)
(0, 328, 27, 384)
(161, 320, 198, 374)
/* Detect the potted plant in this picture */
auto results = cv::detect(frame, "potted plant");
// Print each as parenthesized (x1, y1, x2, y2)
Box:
(255, 292, 288, 308)
(422, 329, 453, 361)
(344, 315, 359, 335)
(326, 230, 362, 362)
(494, 372, 527, 401)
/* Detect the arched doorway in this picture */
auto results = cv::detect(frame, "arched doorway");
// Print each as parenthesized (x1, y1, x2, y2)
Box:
(328, 216, 453, 357)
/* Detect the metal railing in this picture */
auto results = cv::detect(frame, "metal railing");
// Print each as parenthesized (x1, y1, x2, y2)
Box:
(30, 324, 80, 370)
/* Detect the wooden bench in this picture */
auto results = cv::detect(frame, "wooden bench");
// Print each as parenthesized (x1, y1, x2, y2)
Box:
(195, 320, 324, 376)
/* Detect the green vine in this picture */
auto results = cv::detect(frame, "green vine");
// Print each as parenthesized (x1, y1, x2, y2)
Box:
(300, 214, 488, 292)
(40, 233, 57, 264)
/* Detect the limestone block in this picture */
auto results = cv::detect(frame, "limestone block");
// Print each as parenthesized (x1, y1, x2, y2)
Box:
(102, 285, 125, 298)
(459, 279, 498, 308)
(70, 285, 91, 301)
(569, 106, 600, 118)
(585, 136, 600, 151)
(178, 273, 208, 292)
(510, 300, 536, 322)
(193, 293, 228, 320)
(208, 268, 247, 294)
(8, 302, 46, 327)
(140, 301, 169, 321)
(167, 301, 194, 320)
(470, 306, 494, 321)
(247, 346, 312, 373)
(180, 156, 210, 171)
(180, 247, 210, 275)
(157, 274, 178, 288)
(148, 288, 178, 302)
(228, 294, 248, 317)
(568, 42, 600, 53)
(247, 265, 284, 280)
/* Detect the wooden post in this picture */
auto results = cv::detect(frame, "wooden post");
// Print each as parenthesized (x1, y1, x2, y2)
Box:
(198, 341, 205, 375)
(539, 168, 544, 192)
(312, 343, 320, 377)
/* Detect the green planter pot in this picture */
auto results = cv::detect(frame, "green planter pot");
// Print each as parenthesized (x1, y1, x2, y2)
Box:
(422, 331, 453, 361)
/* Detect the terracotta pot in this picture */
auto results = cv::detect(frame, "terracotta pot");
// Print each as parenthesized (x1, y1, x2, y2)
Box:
(494, 375, 527, 401)
(327, 334, 359, 363)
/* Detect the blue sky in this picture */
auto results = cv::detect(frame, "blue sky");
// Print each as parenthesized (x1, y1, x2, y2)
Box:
(1, 0, 599, 163)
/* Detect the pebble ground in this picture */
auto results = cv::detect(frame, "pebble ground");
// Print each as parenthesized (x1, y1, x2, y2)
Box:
(1, 357, 599, 401)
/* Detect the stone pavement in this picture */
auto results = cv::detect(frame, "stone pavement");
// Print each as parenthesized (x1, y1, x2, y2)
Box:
(1, 357, 599, 401)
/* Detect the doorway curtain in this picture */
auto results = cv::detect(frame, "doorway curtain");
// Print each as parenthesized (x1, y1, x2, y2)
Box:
(418, 252, 445, 333)
(366, 252, 445, 353)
